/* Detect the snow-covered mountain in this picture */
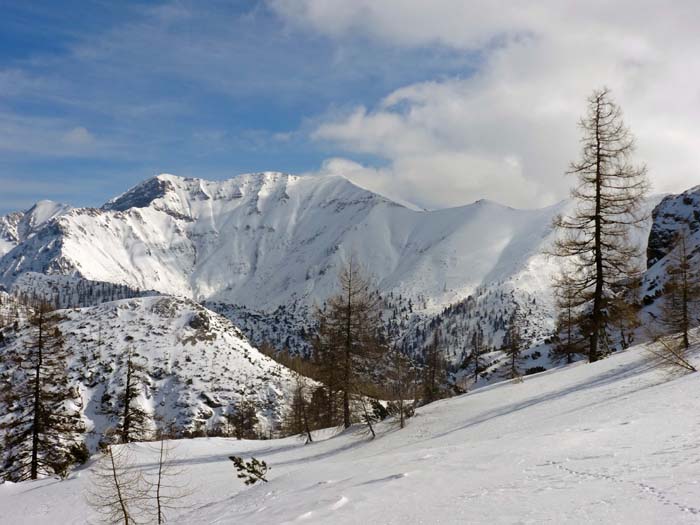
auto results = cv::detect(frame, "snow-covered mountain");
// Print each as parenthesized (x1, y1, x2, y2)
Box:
(0, 173, 566, 356)
(0, 172, 686, 372)
(641, 185, 700, 312)
(646, 185, 700, 268)
(0, 295, 306, 451)
(0, 173, 561, 311)
(0, 200, 71, 257)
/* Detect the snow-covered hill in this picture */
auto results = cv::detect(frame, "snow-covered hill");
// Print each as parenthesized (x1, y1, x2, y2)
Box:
(0, 296, 306, 450)
(3, 335, 699, 524)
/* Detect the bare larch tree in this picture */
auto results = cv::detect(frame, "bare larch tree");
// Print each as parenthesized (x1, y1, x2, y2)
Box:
(87, 445, 148, 525)
(0, 303, 85, 481)
(553, 87, 649, 362)
(660, 229, 700, 349)
(314, 257, 385, 428)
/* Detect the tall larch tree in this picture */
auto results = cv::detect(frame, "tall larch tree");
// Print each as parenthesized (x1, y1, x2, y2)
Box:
(0, 303, 85, 481)
(553, 87, 649, 362)
(314, 258, 385, 428)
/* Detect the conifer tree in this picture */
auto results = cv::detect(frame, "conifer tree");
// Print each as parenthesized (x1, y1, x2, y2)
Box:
(553, 87, 649, 362)
(87, 445, 148, 525)
(283, 380, 314, 443)
(551, 273, 585, 364)
(0, 303, 85, 481)
(310, 317, 343, 427)
(145, 437, 190, 524)
(313, 258, 386, 428)
(469, 324, 487, 384)
(660, 229, 700, 349)
(116, 349, 150, 444)
(225, 397, 259, 440)
(389, 347, 415, 429)
(609, 275, 642, 350)
(422, 330, 448, 403)
(501, 314, 525, 380)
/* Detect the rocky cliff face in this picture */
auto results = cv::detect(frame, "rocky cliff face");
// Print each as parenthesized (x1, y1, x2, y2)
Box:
(647, 186, 700, 268)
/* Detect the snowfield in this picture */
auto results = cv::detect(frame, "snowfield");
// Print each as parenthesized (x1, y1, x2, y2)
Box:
(2, 338, 699, 524)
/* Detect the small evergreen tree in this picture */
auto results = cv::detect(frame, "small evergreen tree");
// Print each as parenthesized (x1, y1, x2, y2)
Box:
(116, 349, 150, 443)
(551, 273, 585, 364)
(422, 330, 448, 403)
(229, 456, 268, 485)
(501, 314, 525, 380)
(660, 230, 700, 349)
(225, 397, 259, 440)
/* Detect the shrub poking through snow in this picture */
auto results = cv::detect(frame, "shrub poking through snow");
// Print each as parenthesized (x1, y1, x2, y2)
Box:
(229, 456, 268, 485)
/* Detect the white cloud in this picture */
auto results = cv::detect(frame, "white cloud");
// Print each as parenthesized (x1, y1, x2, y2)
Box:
(0, 113, 117, 158)
(273, 0, 700, 208)
(62, 127, 95, 146)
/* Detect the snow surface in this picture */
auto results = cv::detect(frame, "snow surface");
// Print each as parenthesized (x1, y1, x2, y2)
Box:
(3, 338, 700, 524)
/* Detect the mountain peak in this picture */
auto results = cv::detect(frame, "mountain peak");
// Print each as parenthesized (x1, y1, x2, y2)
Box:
(103, 175, 175, 212)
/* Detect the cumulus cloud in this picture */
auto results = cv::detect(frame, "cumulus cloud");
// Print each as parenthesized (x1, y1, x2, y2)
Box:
(272, 0, 700, 209)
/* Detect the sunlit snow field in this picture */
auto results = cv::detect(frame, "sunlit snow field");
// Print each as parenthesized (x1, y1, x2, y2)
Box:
(3, 337, 700, 524)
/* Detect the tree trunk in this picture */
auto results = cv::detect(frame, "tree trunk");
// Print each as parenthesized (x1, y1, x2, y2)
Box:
(343, 266, 353, 429)
(590, 99, 603, 363)
(122, 357, 132, 443)
(109, 447, 130, 525)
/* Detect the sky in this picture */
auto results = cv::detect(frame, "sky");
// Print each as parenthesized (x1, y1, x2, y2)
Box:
(1, 0, 699, 214)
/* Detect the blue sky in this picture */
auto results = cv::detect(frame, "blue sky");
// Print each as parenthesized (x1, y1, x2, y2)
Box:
(0, 0, 475, 213)
(1, 1, 698, 214)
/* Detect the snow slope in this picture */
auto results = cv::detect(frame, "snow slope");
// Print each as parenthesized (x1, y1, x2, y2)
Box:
(3, 337, 699, 524)
(0, 296, 307, 451)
